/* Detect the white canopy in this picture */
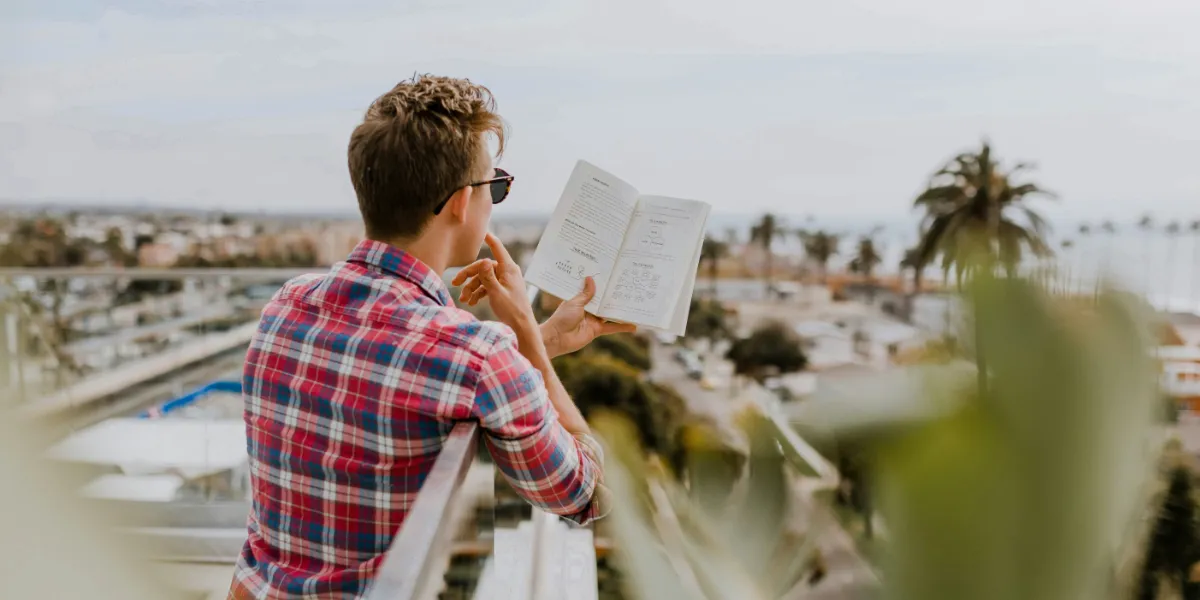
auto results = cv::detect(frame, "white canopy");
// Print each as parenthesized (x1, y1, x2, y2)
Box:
(49, 418, 247, 480)
(81, 473, 185, 502)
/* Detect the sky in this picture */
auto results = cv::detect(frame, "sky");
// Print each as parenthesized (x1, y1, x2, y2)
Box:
(3, 0, 1200, 229)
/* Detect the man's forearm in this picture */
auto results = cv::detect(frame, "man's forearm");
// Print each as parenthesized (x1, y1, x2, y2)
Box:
(511, 320, 591, 435)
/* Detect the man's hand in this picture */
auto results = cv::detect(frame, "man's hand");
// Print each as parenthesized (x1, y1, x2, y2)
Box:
(453, 233, 537, 333)
(541, 276, 636, 358)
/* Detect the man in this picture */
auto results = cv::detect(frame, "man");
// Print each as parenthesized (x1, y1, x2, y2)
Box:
(229, 74, 632, 599)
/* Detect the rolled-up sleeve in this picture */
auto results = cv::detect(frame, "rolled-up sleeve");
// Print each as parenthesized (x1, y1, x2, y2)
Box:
(472, 336, 608, 524)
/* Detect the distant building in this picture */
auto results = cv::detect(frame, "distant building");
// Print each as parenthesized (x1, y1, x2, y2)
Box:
(136, 242, 179, 267)
(314, 223, 363, 266)
(792, 320, 856, 370)
(1159, 345, 1200, 412)
(1164, 312, 1200, 347)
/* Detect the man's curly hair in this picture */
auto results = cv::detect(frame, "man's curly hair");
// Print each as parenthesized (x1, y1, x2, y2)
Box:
(348, 74, 507, 239)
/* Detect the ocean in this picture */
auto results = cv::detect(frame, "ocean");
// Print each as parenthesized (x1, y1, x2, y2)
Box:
(498, 211, 1200, 315)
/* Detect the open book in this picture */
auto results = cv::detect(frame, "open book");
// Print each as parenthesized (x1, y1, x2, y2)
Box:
(525, 160, 712, 336)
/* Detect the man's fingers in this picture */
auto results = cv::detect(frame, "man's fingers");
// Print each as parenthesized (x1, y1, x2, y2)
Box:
(479, 261, 502, 287)
(484, 232, 515, 267)
(568, 276, 597, 306)
(468, 286, 488, 306)
(458, 277, 484, 303)
(598, 319, 637, 336)
(452, 259, 496, 286)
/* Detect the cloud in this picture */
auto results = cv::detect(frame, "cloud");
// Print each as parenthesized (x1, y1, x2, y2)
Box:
(2, 0, 1199, 221)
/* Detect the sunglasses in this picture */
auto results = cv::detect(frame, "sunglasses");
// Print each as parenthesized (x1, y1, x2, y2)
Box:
(433, 168, 514, 215)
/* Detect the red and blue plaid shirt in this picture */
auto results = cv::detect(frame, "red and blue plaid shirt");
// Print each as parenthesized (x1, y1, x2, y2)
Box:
(230, 240, 606, 599)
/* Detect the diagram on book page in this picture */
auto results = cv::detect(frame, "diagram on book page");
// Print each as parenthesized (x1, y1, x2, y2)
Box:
(598, 196, 708, 328)
(551, 259, 598, 282)
(639, 224, 667, 251)
(609, 263, 665, 304)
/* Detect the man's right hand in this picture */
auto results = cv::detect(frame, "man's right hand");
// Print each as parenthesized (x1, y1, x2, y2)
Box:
(452, 232, 537, 333)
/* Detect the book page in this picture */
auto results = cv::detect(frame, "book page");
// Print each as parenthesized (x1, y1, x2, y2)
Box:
(596, 195, 711, 329)
(665, 234, 705, 336)
(524, 160, 639, 314)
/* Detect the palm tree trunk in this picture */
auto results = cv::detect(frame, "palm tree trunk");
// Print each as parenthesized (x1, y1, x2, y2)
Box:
(974, 283, 988, 397)
(1192, 234, 1200, 310)
(1143, 233, 1153, 301)
(709, 258, 718, 299)
(906, 268, 923, 323)
(1167, 235, 1178, 311)
(764, 248, 773, 299)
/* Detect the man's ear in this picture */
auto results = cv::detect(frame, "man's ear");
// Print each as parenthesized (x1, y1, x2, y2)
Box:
(446, 186, 473, 224)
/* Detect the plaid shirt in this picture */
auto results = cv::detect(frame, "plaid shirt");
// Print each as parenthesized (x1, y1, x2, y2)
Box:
(230, 240, 606, 599)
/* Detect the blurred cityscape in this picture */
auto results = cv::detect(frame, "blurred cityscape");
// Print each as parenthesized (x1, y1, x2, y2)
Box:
(4, 135, 1200, 599)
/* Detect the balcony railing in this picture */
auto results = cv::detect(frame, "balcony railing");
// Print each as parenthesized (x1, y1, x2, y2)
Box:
(16, 267, 858, 599)
(366, 422, 482, 600)
(363, 283, 600, 600)
(9, 269, 599, 599)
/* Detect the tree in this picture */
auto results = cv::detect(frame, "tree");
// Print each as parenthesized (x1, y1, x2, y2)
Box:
(548, 331, 685, 455)
(899, 246, 930, 322)
(913, 141, 1054, 396)
(1099, 220, 1118, 283)
(750, 214, 784, 296)
(848, 236, 882, 282)
(700, 236, 728, 298)
(685, 298, 732, 346)
(553, 353, 682, 454)
(1138, 214, 1155, 295)
(725, 321, 807, 382)
(1139, 466, 1200, 600)
(1167, 221, 1183, 310)
(1192, 220, 1200, 306)
(588, 332, 652, 371)
(900, 246, 923, 290)
(836, 444, 875, 540)
(912, 140, 1055, 283)
(800, 230, 839, 284)
(103, 227, 128, 265)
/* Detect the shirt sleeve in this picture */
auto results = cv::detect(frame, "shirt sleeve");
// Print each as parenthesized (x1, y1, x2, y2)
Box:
(472, 334, 608, 525)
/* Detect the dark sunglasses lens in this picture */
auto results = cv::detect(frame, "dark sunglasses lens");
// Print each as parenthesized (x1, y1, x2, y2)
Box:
(490, 179, 509, 204)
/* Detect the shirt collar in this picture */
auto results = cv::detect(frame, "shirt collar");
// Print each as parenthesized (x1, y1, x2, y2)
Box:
(345, 239, 454, 306)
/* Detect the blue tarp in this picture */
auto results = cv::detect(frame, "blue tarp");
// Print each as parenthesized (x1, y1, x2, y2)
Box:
(137, 380, 242, 418)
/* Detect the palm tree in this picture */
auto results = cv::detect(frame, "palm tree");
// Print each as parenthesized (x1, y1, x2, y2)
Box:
(912, 140, 1054, 396)
(1138, 214, 1155, 298)
(1166, 221, 1182, 311)
(749, 214, 784, 297)
(1099, 220, 1118, 288)
(800, 230, 840, 284)
(1075, 223, 1092, 296)
(1059, 239, 1075, 295)
(1191, 220, 1200, 307)
(723, 227, 743, 277)
(700, 236, 728, 298)
(900, 248, 922, 293)
(849, 236, 882, 282)
(912, 140, 1055, 283)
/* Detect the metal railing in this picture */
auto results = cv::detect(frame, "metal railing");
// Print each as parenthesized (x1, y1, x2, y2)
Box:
(365, 422, 482, 600)
(18, 269, 598, 599)
(364, 282, 595, 600)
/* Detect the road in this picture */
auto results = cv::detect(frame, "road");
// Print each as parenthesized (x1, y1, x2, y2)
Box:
(647, 342, 739, 422)
(647, 340, 880, 599)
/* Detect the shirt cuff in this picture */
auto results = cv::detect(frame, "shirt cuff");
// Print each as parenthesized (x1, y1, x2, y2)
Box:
(567, 433, 611, 525)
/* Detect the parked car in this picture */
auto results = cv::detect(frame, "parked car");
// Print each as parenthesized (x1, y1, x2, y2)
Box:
(675, 348, 698, 365)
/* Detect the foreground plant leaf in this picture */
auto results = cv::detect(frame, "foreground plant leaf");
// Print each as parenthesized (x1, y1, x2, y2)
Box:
(877, 277, 1160, 600)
